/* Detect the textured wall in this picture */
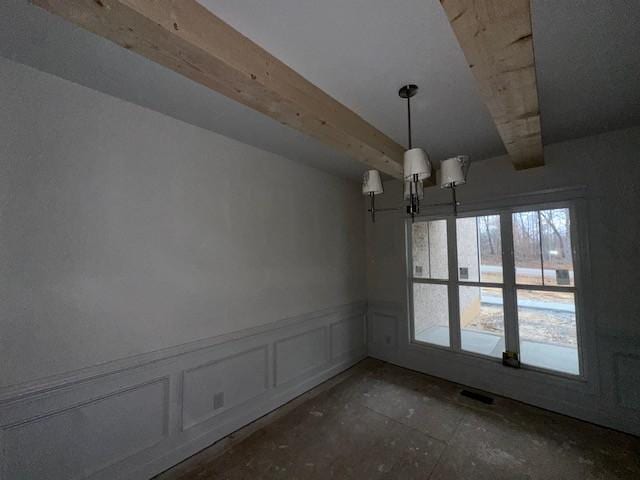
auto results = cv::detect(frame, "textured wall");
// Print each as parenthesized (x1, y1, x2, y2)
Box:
(0, 58, 366, 388)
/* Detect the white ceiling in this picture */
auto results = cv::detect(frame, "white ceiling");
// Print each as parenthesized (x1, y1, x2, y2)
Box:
(532, 0, 640, 144)
(197, 0, 505, 163)
(1, 0, 639, 179)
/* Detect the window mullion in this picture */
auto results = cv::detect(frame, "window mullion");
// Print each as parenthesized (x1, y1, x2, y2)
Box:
(447, 217, 461, 351)
(537, 211, 545, 286)
(500, 212, 519, 356)
(569, 204, 586, 377)
(475, 217, 481, 282)
(427, 220, 432, 279)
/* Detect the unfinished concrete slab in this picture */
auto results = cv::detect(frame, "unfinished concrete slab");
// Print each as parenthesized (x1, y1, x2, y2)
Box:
(156, 359, 640, 479)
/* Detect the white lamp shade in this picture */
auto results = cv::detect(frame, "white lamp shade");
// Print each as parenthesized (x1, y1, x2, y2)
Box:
(362, 169, 383, 195)
(440, 155, 469, 188)
(404, 180, 424, 200)
(403, 148, 432, 180)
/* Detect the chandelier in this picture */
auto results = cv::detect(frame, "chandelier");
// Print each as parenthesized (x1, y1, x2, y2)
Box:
(363, 84, 470, 222)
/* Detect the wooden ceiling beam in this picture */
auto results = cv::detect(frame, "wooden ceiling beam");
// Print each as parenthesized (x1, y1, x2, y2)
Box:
(32, 0, 405, 178)
(440, 0, 544, 169)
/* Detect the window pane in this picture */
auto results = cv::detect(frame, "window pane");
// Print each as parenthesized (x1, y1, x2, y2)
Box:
(412, 220, 448, 280)
(459, 287, 504, 357)
(428, 220, 448, 279)
(517, 289, 579, 375)
(413, 283, 449, 347)
(540, 208, 574, 286)
(512, 211, 543, 285)
(411, 222, 430, 278)
(457, 215, 502, 283)
(478, 215, 502, 283)
(456, 217, 479, 282)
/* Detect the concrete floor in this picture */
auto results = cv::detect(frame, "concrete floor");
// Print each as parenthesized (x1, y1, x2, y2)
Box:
(156, 359, 639, 480)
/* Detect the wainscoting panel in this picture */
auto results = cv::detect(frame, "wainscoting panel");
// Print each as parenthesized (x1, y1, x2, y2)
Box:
(181, 346, 269, 430)
(1, 378, 169, 480)
(369, 312, 397, 348)
(0, 302, 366, 480)
(614, 353, 640, 411)
(274, 327, 328, 387)
(330, 315, 366, 361)
(367, 302, 401, 363)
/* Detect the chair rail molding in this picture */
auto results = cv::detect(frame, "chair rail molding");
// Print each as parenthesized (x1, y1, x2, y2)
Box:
(0, 301, 367, 480)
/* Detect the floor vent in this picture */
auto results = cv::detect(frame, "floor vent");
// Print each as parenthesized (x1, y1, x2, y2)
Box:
(460, 389, 494, 405)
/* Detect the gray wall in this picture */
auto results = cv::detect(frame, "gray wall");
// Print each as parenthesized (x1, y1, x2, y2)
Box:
(0, 57, 366, 388)
(366, 126, 640, 435)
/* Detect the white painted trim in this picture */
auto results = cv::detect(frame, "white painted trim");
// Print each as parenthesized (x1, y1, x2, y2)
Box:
(0, 301, 365, 403)
(128, 355, 365, 480)
(0, 302, 367, 480)
(179, 345, 270, 431)
(406, 199, 590, 380)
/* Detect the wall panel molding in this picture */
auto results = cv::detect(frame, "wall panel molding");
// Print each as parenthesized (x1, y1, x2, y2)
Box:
(0, 302, 364, 403)
(367, 305, 400, 362)
(274, 327, 328, 387)
(1, 378, 170, 480)
(181, 346, 269, 431)
(330, 314, 366, 361)
(614, 353, 640, 411)
(0, 302, 366, 480)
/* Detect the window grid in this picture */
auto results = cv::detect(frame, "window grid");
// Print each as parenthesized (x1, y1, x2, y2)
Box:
(409, 204, 582, 378)
(410, 219, 451, 349)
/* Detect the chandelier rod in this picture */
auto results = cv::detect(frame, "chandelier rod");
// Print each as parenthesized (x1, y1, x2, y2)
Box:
(407, 95, 412, 149)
